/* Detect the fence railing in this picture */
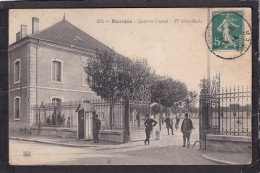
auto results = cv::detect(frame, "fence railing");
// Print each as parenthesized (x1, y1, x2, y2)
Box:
(91, 99, 125, 130)
(31, 99, 150, 131)
(31, 103, 79, 128)
(129, 100, 150, 130)
(208, 86, 251, 136)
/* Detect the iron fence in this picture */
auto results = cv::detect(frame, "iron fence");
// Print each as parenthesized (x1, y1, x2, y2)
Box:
(31, 99, 128, 131)
(208, 86, 251, 136)
(91, 99, 125, 130)
(31, 101, 80, 129)
(129, 100, 150, 130)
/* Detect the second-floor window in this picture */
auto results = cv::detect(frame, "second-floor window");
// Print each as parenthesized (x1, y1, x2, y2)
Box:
(14, 59, 20, 83)
(52, 60, 62, 82)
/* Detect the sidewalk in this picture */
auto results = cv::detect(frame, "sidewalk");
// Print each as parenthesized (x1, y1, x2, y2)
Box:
(202, 151, 251, 165)
(10, 129, 251, 165)
(10, 135, 120, 148)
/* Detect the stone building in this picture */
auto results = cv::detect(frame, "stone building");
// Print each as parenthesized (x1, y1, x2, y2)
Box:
(9, 17, 110, 133)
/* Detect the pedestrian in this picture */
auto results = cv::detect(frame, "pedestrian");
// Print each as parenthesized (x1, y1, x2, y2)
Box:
(52, 113, 56, 125)
(46, 116, 51, 126)
(144, 114, 157, 145)
(67, 117, 71, 127)
(175, 116, 180, 130)
(57, 113, 62, 126)
(93, 114, 101, 143)
(62, 115, 66, 126)
(181, 113, 193, 148)
(164, 114, 174, 135)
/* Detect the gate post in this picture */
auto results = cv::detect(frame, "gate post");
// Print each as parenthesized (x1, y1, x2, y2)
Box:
(124, 100, 130, 143)
(199, 80, 209, 150)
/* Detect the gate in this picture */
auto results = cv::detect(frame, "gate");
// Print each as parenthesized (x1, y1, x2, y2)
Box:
(129, 100, 150, 141)
(199, 74, 251, 149)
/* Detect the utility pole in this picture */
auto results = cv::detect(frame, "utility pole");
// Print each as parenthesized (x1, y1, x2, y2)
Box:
(207, 8, 211, 89)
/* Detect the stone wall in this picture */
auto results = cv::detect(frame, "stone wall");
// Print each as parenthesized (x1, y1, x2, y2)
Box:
(206, 134, 251, 153)
(30, 126, 77, 138)
(99, 130, 125, 143)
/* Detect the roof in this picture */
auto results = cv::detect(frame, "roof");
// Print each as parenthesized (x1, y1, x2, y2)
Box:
(29, 19, 110, 51)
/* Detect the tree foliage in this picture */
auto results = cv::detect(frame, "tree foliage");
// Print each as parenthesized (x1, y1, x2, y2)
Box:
(151, 75, 188, 108)
(85, 48, 194, 108)
(85, 49, 152, 101)
(183, 91, 198, 109)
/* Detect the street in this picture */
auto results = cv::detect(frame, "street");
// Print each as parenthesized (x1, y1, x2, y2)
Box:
(10, 119, 216, 165)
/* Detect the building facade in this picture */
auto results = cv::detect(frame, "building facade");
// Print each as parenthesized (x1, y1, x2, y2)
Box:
(9, 17, 110, 132)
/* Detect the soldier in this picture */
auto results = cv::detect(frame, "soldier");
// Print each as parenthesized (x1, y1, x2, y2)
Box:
(164, 114, 174, 135)
(46, 116, 51, 126)
(181, 113, 193, 148)
(93, 114, 101, 143)
(144, 114, 157, 145)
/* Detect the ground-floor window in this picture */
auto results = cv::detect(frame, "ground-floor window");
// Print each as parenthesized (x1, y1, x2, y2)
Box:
(14, 96, 20, 120)
(51, 97, 62, 106)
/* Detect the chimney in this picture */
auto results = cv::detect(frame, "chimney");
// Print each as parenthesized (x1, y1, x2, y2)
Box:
(20, 24, 27, 38)
(32, 17, 39, 34)
(16, 31, 21, 41)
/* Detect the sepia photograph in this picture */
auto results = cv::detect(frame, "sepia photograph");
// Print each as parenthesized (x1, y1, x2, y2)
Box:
(8, 8, 252, 165)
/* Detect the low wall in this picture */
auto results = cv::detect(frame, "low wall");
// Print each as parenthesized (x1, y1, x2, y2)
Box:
(30, 126, 77, 138)
(99, 130, 125, 143)
(206, 134, 251, 153)
(30, 127, 127, 143)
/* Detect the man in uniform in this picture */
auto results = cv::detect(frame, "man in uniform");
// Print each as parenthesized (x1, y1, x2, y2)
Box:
(181, 113, 193, 148)
(144, 114, 157, 145)
(164, 114, 174, 135)
(93, 114, 101, 143)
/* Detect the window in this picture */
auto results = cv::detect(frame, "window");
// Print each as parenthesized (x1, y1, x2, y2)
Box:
(14, 96, 20, 120)
(52, 97, 62, 106)
(51, 60, 62, 82)
(14, 59, 20, 83)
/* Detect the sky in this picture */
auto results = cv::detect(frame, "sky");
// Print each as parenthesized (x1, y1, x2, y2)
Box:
(9, 8, 252, 95)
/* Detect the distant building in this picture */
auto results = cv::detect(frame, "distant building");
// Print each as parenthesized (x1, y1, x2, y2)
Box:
(9, 17, 111, 132)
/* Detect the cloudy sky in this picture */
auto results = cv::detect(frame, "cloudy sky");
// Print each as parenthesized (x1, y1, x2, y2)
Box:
(9, 8, 252, 94)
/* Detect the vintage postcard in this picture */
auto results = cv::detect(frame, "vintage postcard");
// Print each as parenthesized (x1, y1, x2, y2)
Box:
(9, 8, 252, 165)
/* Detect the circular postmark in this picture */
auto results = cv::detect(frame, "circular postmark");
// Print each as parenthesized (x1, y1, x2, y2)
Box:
(205, 11, 252, 60)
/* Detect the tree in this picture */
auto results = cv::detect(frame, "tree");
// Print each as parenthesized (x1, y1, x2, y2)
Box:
(85, 49, 131, 101)
(183, 91, 198, 117)
(84, 49, 153, 128)
(151, 76, 188, 111)
(123, 58, 153, 101)
(85, 49, 130, 129)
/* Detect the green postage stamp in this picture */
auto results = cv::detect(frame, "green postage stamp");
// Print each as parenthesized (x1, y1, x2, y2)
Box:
(205, 10, 251, 59)
(212, 11, 244, 51)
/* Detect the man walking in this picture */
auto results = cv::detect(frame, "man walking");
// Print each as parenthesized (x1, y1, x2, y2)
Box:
(181, 113, 193, 148)
(164, 114, 174, 135)
(144, 114, 157, 145)
(93, 114, 101, 143)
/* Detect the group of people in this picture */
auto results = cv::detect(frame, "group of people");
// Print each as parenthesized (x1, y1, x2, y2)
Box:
(46, 114, 67, 126)
(144, 113, 193, 148)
